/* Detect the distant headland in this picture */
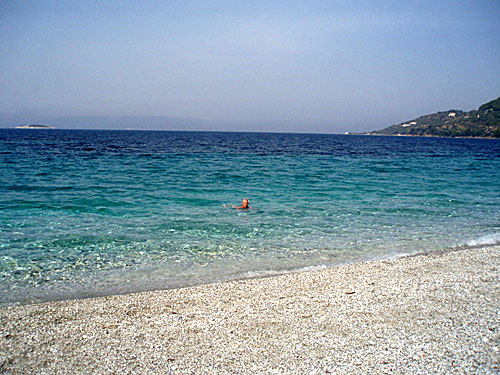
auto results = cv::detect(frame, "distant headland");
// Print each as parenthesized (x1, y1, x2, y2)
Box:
(368, 96, 500, 138)
(15, 124, 55, 129)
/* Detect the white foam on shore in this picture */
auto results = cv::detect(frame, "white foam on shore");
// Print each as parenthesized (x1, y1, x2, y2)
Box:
(466, 232, 500, 247)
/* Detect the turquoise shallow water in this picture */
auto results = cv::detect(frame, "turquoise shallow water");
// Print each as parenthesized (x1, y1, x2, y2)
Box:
(1, 129, 500, 303)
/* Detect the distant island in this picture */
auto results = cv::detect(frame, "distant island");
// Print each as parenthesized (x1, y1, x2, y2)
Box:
(368, 96, 500, 138)
(15, 124, 55, 129)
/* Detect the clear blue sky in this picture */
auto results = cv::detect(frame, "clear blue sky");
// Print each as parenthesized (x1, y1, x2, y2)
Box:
(1, 0, 499, 132)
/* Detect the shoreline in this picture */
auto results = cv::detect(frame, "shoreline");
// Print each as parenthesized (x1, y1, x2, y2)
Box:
(1, 245, 499, 374)
(0, 244, 482, 307)
(360, 132, 500, 140)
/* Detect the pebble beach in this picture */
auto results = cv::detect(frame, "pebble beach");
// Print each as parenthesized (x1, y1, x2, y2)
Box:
(1, 246, 499, 374)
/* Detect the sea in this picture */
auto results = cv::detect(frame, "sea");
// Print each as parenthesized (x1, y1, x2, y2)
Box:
(1, 129, 500, 304)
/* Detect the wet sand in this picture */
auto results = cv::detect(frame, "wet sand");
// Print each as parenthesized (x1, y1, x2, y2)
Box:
(1, 246, 499, 374)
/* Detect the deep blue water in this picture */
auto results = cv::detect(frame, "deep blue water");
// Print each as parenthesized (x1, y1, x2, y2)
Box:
(1, 129, 500, 303)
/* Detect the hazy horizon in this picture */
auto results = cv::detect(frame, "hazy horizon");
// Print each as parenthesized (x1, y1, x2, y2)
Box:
(1, 1, 499, 133)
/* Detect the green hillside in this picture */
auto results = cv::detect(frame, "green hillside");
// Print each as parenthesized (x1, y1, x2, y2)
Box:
(371, 96, 500, 138)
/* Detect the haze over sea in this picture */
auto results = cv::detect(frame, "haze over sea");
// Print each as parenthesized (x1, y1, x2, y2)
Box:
(1, 129, 500, 304)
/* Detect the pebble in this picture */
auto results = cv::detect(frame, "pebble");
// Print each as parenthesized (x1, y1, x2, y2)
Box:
(1, 246, 499, 374)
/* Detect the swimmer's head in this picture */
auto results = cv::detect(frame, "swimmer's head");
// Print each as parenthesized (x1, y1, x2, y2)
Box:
(242, 198, 249, 208)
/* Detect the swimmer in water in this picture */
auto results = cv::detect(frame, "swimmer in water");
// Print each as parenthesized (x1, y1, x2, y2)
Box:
(223, 198, 252, 210)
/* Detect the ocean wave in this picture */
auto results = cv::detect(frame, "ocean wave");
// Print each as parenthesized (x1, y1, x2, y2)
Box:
(466, 233, 500, 247)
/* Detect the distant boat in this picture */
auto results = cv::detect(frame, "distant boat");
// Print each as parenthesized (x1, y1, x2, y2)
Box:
(15, 124, 55, 129)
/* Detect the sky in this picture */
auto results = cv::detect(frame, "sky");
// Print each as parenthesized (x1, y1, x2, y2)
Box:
(1, 0, 499, 133)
